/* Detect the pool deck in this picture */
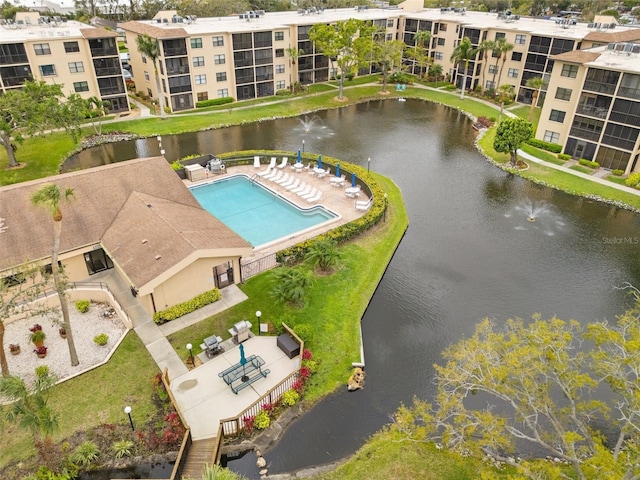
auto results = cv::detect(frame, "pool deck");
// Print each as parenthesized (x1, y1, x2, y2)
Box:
(185, 163, 369, 262)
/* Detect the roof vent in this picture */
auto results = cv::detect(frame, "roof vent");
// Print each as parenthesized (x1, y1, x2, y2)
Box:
(155, 254, 162, 260)
(147, 203, 152, 208)
(141, 239, 148, 244)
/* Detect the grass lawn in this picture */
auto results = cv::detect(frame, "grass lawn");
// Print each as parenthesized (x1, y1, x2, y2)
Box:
(520, 143, 566, 166)
(606, 175, 628, 186)
(510, 105, 541, 127)
(168, 174, 409, 402)
(570, 164, 595, 174)
(0, 332, 160, 469)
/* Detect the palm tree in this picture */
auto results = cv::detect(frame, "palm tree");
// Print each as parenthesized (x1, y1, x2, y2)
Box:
(497, 84, 515, 121)
(87, 96, 111, 135)
(135, 34, 166, 119)
(32, 184, 79, 367)
(493, 38, 514, 88)
(412, 30, 432, 78)
(286, 47, 304, 92)
(306, 238, 341, 273)
(476, 39, 495, 92)
(270, 267, 313, 307)
(525, 76, 547, 120)
(450, 37, 475, 99)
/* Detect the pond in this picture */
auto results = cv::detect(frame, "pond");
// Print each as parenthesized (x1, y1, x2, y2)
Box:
(65, 99, 640, 478)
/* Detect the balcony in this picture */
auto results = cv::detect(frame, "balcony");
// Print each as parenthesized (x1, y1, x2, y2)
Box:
(0, 54, 28, 65)
(617, 86, 640, 100)
(94, 67, 121, 77)
(90, 48, 118, 57)
(576, 104, 608, 118)
(167, 66, 190, 76)
(583, 80, 616, 95)
(98, 86, 125, 95)
(164, 48, 187, 57)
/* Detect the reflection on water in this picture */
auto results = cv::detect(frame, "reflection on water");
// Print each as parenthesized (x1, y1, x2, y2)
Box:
(65, 100, 640, 478)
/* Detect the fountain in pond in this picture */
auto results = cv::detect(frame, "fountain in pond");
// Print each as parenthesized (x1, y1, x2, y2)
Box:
(295, 115, 334, 141)
(508, 200, 565, 236)
(524, 200, 548, 222)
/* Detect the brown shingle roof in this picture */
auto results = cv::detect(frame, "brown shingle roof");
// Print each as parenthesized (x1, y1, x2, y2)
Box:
(80, 27, 119, 39)
(551, 50, 602, 63)
(584, 29, 640, 44)
(0, 157, 249, 275)
(102, 191, 251, 288)
(119, 21, 189, 39)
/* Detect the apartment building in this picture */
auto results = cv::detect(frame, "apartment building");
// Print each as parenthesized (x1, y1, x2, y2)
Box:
(0, 12, 130, 113)
(538, 43, 640, 173)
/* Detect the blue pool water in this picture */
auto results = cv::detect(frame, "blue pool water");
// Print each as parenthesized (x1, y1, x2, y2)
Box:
(190, 175, 337, 247)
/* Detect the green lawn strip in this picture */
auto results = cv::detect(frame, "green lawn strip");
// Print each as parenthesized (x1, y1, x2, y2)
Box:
(315, 428, 514, 480)
(570, 164, 595, 174)
(0, 331, 159, 469)
(606, 175, 627, 186)
(520, 143, 566, 165)
(168, 174, 408, 403)
(329, 74, 380, 87)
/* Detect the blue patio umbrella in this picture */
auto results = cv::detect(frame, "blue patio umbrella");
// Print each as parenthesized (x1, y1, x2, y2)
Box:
(239, 343, 248, 381)
(317, 155, 322, 168)
(336, 163, 340, 177)
(352, 173, 357, 187)
(297, 149, 301, 163)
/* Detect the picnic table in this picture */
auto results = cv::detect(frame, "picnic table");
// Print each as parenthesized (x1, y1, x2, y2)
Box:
(218, 355, 270, 394)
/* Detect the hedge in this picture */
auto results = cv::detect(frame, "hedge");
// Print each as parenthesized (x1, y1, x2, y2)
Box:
(557, 153, 571, 160)
(153, 288, 222, 324)
(525, 138, 562, 153)
(578, 158, 600, 169)
(195, 97, 234, 108)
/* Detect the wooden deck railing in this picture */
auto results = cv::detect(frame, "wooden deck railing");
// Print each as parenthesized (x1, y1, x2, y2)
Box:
(169, 429, 192, 480)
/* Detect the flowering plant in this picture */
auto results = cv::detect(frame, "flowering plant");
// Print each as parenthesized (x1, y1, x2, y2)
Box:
(9, 343, 20, 352)
(34, 345, 48, 355)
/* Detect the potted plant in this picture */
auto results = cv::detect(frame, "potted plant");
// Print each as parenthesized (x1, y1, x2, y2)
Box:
(59, 326, 67, 339)
(94, 333, 109, 346)
(34, 345, 48, 358)
(29, 324, 46, 348)
(9, 344, 20, 355)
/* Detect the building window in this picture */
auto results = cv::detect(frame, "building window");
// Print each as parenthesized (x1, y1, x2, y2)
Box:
(216, 72, 227, 82)
(561, 64, 578, 78)
(274, 31, 284, 41)
(439, 23, 447, 31)
(212, 36, 224, 47)
(193, 56, 204, 67)
(40, 64, 56, 76)
(485, 80, 495, 90)
(34, 43, 51, 55)
(549, 109, 566, 122)
(68, 61, 84, 73)
(507, 68, 519, 78)
(197, 92, 208, 101)
(73, 81, 89, 92)
(511, 52, 522, 61)
(515, 34, 526, 45)
(434, 52, 443, 60)
(195, 74, 206, 85)
(276, 64, 285, 74)
(437, 38, 445, 46)
(275, 48, 284, 58)
(543, 130, 560, 143)
(142, 55, 147, 64)
(555, 87, 572, 101)
(64, 41, 80, 53)
(190, 38, 203, 48)
(387, 19, 395, 27)
(217, 88, 229, 98)
(144, 71, 150, 81)
(276, 80, 286, 89)
(214, 54, 225, 65)
(488, 65, 498, 74)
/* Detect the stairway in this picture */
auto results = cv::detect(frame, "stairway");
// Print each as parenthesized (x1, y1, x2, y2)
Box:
(180, 438, 218, 479)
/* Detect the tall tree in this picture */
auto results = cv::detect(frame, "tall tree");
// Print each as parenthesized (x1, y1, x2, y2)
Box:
(135, 34, 166, 119)
(410, 30, 432, 78)
(493, 117, 533, 166)
(476, 39, 495, 92)
(449, 37, 475, 99)
(305, 238, 341, 273)
(0, 81, 82, 169)
(493, 37, 514, 88)
(496, 83, 515, 121)
(525, 76, 547, 120)
(309, 19, 376, 100)
(86, 96, 111, 135)
(31, 185, 79, 367)
(286, 47, 304, 91)
(371, 37, 405, 93)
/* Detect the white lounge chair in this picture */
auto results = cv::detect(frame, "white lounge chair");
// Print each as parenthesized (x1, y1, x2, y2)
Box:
(253, 156, 261, 169)
(297, 185, 313, 197)
(277, 157, 289, 169)
(317, 167, 330, 179)
(267, 170, 283, 182)
(290, 181, 307, 193)
(300, 187, 318, 200)
(263, 168, 278, 180)
(257, 165, 272, 177)
(330, 175, 346, 187)
(275, 173, 291, 185)
(355, 198, 372, 211)
(306, 191, 322, 203)
(283, 178, 300, 190)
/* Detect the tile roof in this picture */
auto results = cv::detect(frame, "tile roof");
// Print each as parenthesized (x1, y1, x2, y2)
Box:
(551, 50, 602, 63)
(80, 27, 118, 39)
(0, 157, 250, 280)
(118, 20, 189, 39)
(584, 28, 640, 43)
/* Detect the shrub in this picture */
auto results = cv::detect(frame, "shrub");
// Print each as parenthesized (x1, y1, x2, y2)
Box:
(578, 158, 599, 169)
(35, 365, 50, 378)
(476, 116, 493, 128)
(254, 410, 271, 430)
(275, 89, 292, 96)
(72, 441, 100, 466)
(153, 288, 222, 324)
(557, 153, 572, 160)
(525, 138, 562, 153)
(242, 415, 255, 432)
(611, 169, 624, 176)
(281, 389, 300, 407)
(388, 71, 412, 84)
(93, 333, 109, 346)
(443, 84, 457, 91)
(195, 97, 234, 108)
(625, 172, 640, 188)
(170, 160, 183, 171)
(111, 440, 134, 459)
(75, 300, 90, 313)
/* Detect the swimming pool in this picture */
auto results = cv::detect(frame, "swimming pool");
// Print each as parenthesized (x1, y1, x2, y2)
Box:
(190, 175, 338, 247)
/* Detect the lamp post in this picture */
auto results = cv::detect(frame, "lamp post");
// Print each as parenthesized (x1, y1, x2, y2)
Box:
(186, 343, 193, 366)
(302, 139, 305, 153)
(256, 310, 262, 335)
(368, 157, 371, 173)
(124, 406, 134, 431)
(383, 193, 388, 222)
